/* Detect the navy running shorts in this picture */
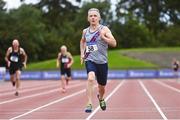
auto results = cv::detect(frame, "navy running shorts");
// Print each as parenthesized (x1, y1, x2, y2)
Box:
(85, 61, 108, 86)
(60, 68, 71, 77)
(9, 63, 23, 75)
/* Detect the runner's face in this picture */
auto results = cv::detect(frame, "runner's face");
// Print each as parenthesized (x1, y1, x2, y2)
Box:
(61, 48, 67, 54)
(12, 40, 19, 49)
(88, 11, 100, 25)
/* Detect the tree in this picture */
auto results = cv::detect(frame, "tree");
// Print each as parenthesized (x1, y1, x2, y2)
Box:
(111, 14, 155, 48)
(158, 25, 180, 46)
(0, 4, 46, 65)
(0, 0, 9, 66)
(35, 0, 81, 29)
(116, 0, 180, 36)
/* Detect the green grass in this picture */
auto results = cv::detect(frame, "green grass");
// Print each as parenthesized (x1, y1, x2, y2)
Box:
(27, 55, 85, 70)
(108, 50, 157, 69)
(27, 49, 159, 70)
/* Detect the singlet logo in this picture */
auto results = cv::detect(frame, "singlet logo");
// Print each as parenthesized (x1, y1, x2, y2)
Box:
(62, 58, 69, 63)
(10, 55, 19, 62)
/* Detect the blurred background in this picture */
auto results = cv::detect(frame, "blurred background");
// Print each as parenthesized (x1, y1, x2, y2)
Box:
(0, 0, 180, 71)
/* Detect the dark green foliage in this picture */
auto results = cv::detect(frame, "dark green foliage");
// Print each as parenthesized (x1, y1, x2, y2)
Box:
(0, 0, 179, 66)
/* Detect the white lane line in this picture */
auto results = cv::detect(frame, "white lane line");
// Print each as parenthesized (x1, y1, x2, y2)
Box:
(9, 88, 86, 120)
(0, 82, 56, 92)
(0, 82, 84, 105)
(8, 81, 111, 120)
(86, 80, 125, 120)
(0, 84, 59, 96)
(0, 81, 81, 96)
(154, 80, 180, 93)
(139, 80, 168, 120)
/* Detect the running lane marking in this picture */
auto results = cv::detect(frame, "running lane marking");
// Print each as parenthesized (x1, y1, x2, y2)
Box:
(139, 80, 168, 120)
(154, 80, 180, 93)
(86, 80, 125, 120)
(0, 84, 59, 96)
(0, 81, 81, 96)
(9, 89, 86, 120)
(0, 82, 84, 105)
(9, 81, 111, 120)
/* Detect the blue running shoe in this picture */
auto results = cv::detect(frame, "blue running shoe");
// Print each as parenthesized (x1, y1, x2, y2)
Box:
(85, 104, 92, 113)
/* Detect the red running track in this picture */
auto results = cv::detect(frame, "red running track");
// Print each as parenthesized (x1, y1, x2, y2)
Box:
(0, 79, 180, 120)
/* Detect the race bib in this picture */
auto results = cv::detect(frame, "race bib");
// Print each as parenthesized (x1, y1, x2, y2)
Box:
(86, 42, 98, 53)
(10, 56, 19, 62)
(62, 58, 69, 63)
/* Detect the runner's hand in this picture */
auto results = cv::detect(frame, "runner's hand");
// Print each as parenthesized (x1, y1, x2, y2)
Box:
(100, 29, 107, 41)
(80, 55, 84, 65)
(7, 61, 11, 68)
(23, 62, 27, 69)
(56, 63, 59, 68)
(67, 64, 71, 68)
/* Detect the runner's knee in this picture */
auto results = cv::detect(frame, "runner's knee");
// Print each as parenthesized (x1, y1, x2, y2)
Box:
(88, 72, 95, 82)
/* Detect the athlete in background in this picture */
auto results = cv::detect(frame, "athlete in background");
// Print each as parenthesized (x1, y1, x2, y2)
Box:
(172, 58, 179, 82)
(5, 39, 27, 96)
(57, 45, 74, 93)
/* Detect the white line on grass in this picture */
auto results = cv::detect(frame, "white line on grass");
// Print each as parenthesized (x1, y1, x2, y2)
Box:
(154, 80, 180, 93)
(0, 82, 84, 105)
(86, 80, 125, 120)
(139, 80, 168, 120)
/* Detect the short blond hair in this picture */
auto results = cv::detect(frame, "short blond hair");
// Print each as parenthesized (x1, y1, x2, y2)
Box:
(88, 8, 101, 18)
(60, 45, 67, 51)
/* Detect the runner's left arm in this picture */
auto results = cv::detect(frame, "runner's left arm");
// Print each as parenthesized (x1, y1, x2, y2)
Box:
(20, 48, 27, 68)
(100, 26, 117, 47)
(67, 52, 74, 68)
(56, 53, 61, 68)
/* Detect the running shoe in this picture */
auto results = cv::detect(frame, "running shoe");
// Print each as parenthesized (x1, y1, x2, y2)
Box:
(66, 78, 69, 85)
(12, 81, 15, 87)
(15, 91, 19, 96)
(85, 104, 92, 113)
(61, 88, 66, 93)
(97, 94, 106, 110)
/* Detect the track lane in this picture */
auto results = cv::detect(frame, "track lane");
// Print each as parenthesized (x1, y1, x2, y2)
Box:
(11, 80, 118, 119)
(143, 80, 180, 119)
(0, 80, 81, 102)
(0, 80, 59, 93)
(0, 82, 85, 119)
(91, 80, 162, 119)
(1, 79, 179, 119)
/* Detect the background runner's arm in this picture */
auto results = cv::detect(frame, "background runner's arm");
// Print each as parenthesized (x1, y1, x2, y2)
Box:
(20, 48, 27, 68)
(100, 26, 117, 47)
(67, 52, 74, 68)
(56, 53, 61, 68)
(5, 47, 11, 67)
(21, 48, 27, 64)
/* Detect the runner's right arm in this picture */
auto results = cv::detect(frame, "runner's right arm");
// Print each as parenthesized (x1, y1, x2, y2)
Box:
(56, 53, 61, 68)
(5, 47, 12, 67)
(80, 29, 86, 65)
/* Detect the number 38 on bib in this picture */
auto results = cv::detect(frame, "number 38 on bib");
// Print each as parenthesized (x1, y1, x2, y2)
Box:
(86, 42, 98, 53)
